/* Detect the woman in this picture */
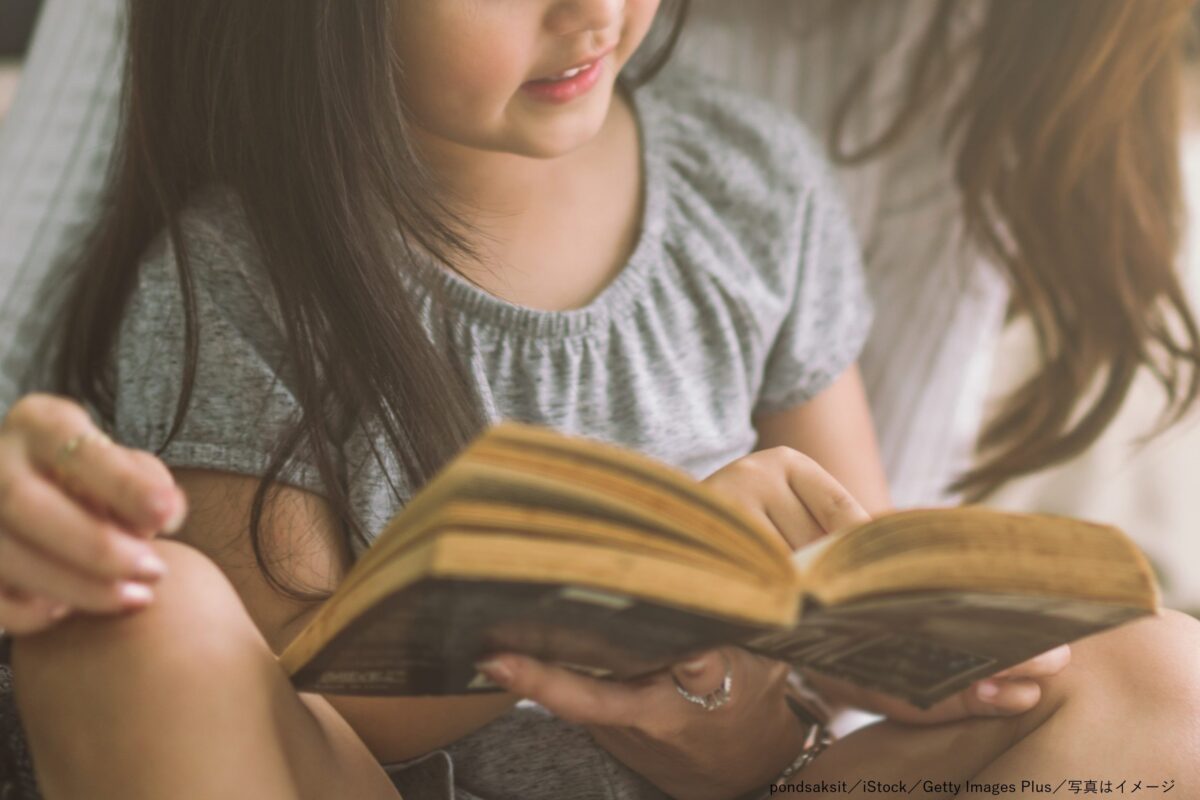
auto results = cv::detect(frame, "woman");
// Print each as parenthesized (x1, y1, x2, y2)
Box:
(2, 1, 1198, 798)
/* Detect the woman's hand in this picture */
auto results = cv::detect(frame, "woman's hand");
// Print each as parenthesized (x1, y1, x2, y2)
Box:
(0, 394, 186, 634)
(801, 644, 1073, 725)
(476, 647, 808, 800)
(702, 446, 871, 549)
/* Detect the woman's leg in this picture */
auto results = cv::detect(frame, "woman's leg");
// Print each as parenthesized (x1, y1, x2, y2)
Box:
(11, 540, 401, 800)
(799, 609, 1200, 798)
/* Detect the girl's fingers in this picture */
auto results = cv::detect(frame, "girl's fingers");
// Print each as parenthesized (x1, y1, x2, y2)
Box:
(0, 585, 68, 637)
(780, 453, 870, 534)
(0, 528, 154, 613)
(991, 645, 1071, 679)
(0, 467, 167, 583)
(474, 653, 646, 728)
(740, 504, 812, 550)
(705, 449, 868, 548)
(18, 406, 185, 535)
(764, 497, 824, 550)
(731, 490, 817, 550)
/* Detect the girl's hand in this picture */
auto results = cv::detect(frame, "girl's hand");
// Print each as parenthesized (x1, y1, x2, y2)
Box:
(476, 647, 808, 800)
(702, 446, 871, 549)
(0, 394, 186, 634)
(800, 644, 1073, 724)
(703, 447, 1072, 724)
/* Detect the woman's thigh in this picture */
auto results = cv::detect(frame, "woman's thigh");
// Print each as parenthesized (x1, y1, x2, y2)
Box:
(13, 540, 401, 800)
(794, 610, 1200, 799)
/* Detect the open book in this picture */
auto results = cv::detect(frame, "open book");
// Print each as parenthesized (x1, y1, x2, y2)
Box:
(279, 421, 1159, 708)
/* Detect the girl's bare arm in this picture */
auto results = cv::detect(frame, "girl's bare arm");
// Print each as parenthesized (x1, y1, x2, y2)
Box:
(750, 364, 892, 515)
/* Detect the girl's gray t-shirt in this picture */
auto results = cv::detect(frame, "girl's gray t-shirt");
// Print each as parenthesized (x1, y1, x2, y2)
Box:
(113, 72, 872, 800)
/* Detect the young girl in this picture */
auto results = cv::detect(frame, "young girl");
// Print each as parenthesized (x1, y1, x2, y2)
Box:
(9, 1, 887, 796)
(5, 2, 1198, 799)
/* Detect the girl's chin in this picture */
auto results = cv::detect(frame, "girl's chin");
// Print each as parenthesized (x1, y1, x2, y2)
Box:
(510, 98, 618, 158)
(427, 92, 618, 161)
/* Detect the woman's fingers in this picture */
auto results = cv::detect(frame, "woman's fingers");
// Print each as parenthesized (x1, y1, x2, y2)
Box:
(797, 666, 1043, 725)
(0, 465, 167, 583)
(59, 445, 186, 535)
(669, 650, 731, 700)
(0, 586, 68, 636)
(0, 395, 179, 633)
(0, 528, 155, 613)
(968, 678, 1043, 715)
(11, 395, 185, 535)
(475, 654, 646, 727)
(990, 645, 1071, 679)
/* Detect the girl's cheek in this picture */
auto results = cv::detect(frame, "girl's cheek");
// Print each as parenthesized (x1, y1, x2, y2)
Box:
(617, 0, 665, 66)
(438, 31, 532, 98)
(633, 0, 666, 27)
(404, 37, 530, 130)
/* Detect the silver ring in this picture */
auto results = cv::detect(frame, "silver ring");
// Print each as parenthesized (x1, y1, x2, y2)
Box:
(672, 651, 733, 711)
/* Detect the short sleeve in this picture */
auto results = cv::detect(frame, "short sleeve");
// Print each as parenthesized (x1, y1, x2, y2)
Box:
(753, 164, 874, 416)
(113, 203, 325, 494)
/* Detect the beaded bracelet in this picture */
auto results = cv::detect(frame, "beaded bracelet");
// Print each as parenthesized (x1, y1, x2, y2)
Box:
(776, 698, 835, 780)
(735, 672, 836, 800)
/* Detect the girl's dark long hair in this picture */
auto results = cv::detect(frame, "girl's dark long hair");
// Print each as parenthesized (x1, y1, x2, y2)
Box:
(53, 0, 689, 598)
(829, 0, 1200, 500)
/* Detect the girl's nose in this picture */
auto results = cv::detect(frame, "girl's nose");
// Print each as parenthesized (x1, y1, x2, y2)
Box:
(544, 0, 625, 37)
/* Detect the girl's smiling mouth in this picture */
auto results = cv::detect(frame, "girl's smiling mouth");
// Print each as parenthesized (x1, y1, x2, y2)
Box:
(522, 47, 616, 105)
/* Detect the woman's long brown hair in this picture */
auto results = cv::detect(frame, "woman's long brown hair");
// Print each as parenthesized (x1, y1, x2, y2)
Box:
(831, 0, 1200, 500)
(51, 0, 689, 599)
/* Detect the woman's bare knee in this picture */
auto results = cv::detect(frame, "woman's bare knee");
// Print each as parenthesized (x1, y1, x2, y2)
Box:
(11, 541, 294, 798)
(13, 538, 277, 747)
(11, 540, 398, 800)
(13, 539, 264, 690)
(1047, 609, 1200, 716)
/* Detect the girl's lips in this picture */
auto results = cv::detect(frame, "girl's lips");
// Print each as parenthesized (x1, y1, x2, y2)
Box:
(521, 55, 608, 105)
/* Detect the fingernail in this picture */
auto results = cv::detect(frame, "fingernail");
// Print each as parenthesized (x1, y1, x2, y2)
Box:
(148, 489, 173, 516)
(474, 658, 513, 686)
(679, 657, 710, 676)
(133, 552, 167, 580)
(49, 604, 71, 620)
(1047, 644, 1071, 660)
(119, 582, 154, 606)
(977, 680, 1000, 701)
(162, 499, 187, 535)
